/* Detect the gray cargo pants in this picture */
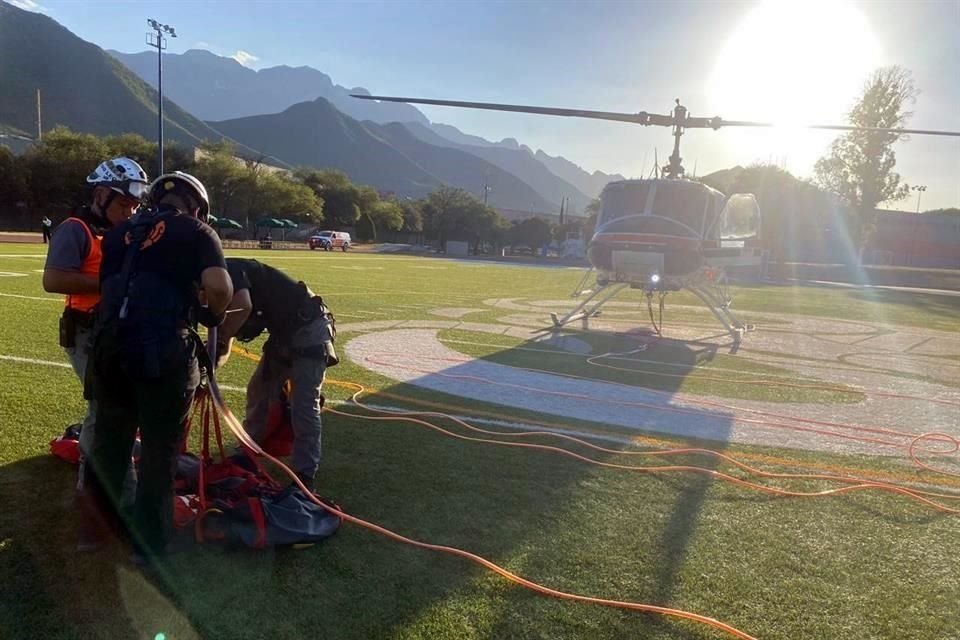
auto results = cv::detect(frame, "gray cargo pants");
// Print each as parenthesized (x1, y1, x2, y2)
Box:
(243, 316, 331, 481)
(67, 325, 136, 504)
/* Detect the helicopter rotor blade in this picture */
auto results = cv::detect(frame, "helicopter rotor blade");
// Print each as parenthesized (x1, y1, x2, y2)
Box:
(352, 94, 960, 138)
(715, 120, 960, 137)
(351, 94, 675, 126)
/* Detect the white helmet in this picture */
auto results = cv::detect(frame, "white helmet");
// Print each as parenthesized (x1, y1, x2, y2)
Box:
(148, 171, 210, 221)
(86, 157, 150, 201)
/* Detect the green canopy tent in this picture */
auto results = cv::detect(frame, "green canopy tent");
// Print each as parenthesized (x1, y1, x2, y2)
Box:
(209, 216, 244, 230)
(255, 217, 286, 243)
(279, 218, 298, 240)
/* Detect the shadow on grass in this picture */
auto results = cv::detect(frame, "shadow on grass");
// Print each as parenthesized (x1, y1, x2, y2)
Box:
(0, 331, 744, 639)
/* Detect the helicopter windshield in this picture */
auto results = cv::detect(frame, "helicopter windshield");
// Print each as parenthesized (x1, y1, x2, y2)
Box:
(650, 182, 709, 236)
(597, 182, 651, 228)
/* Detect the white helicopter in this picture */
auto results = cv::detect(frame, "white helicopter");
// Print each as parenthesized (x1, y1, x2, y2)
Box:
(352, 94, 960, 345)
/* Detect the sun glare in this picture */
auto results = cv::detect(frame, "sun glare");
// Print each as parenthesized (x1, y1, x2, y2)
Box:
(707, 0, 881, 170)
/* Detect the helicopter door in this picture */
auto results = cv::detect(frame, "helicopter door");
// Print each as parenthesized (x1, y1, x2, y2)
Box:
(718, 194, 761, 244)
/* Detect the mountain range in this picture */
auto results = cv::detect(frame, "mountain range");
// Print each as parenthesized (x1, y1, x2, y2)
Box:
(1, 0, 623, 212)
(110, 48, 625, 206)
(0, 2, 235, 149)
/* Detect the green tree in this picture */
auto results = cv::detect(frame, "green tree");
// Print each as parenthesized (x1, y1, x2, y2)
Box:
(296, 168, 362, 228)
(20, 127, 108, 209)
(0, 145, 29, 208)
(814, 66, 917, 251)
(421, 187, 505, 253)
(192, 142, 249, 221)
(368, 200, 404, 236)
(399, 199, 424, 233)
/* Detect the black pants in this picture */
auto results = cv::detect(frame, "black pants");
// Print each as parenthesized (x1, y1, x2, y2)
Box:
(85, 333, 200, 556)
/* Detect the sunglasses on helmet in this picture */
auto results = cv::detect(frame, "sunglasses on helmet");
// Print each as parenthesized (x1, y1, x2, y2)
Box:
(109, 180, 149, 202)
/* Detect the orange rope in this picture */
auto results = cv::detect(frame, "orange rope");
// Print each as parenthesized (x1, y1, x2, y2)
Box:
(214, 347, 759, 639)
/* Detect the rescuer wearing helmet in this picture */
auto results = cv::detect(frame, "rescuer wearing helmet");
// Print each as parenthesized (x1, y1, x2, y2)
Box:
(214, 258, 338, 492)
(83, 171, 233, 561)
(42, 157, 149, 515)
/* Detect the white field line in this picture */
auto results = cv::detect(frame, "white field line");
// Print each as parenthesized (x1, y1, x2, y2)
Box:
(0, 351, 630, 446)
(0, 292, 60, 301)
(0, 353, 245, 393)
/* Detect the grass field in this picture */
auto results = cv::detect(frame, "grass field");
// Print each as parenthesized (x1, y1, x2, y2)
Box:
(1, 244, 959, 640)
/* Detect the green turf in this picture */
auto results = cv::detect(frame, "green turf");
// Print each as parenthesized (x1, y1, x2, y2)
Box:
(1, 246, 959, 640)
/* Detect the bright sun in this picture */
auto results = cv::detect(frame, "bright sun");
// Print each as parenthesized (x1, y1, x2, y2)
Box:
(707, 0, 882, 170)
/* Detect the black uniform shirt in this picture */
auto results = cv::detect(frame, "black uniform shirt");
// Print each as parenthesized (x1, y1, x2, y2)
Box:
(100, 205, 226, 323)
(226, 258, 312, 340)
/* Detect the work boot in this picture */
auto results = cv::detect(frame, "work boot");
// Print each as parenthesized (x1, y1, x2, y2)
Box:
(75, 490, 115, 553)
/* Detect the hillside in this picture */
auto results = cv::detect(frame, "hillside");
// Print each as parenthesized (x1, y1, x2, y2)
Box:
(209, 98, 444, 197)
(0, 2, 231, 147)
(364, 122, 554, 211)
(110, 48, 621, 203)
(110, 49, 429, 126)
(402, 122, 589, 211)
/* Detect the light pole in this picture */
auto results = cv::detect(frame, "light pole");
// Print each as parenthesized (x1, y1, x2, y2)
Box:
(147, 19, 177, 174)
(911, 185, 927, 214)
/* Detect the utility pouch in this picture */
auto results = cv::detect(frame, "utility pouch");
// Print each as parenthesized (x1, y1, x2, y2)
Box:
(59, 311, 76, 348)
(323, 340, 339, 368)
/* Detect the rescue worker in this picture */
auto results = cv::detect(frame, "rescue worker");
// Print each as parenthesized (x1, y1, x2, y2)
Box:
(215, 257, 337, 491)
(84, 171, 232, 561)
(42, 157, 149, 509)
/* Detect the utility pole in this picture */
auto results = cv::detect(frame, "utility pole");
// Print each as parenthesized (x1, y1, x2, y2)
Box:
(35, 89, 42, 141)
(147, 19, 177, 174)
(482, 174, 491, 205)
(911, 185, 927, 213)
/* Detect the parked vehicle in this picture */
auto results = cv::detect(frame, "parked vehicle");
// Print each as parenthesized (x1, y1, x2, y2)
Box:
(309, 231, 351, 251)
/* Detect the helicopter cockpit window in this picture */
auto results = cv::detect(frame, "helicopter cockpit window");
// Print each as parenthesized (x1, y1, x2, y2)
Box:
(719, 194, 761, 242)
(598, 182, 651, 227)
(651, 182, 709, 236)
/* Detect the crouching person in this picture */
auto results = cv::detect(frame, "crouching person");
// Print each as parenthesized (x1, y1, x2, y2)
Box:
(215, 258, 338, 492)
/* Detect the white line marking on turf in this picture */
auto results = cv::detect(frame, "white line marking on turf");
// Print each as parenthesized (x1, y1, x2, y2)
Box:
(0, 353, 246, 394)
(0, 272, 28, 277)
(0, 292, 60, 301)
(0, 354, 71, 368)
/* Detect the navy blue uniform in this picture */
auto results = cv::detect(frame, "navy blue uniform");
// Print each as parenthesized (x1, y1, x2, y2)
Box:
(85, 204, 225, 557)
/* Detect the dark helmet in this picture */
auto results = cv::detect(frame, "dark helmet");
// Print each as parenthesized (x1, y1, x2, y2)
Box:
(148, 171, 211, 222)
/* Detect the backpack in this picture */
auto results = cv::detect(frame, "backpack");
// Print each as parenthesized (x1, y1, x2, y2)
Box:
(176, 388, 341, 549)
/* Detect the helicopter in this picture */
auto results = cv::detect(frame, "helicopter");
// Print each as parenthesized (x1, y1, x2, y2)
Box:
(352, 93, 960, 345)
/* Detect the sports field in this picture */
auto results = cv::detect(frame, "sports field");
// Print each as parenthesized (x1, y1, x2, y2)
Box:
(1, 244, 958, 640)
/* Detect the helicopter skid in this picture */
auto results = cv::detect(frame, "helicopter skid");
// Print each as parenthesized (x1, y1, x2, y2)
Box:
(550, 282, 629, 329)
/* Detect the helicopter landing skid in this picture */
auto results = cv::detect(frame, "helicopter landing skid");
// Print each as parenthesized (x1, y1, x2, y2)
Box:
(549, 282, 629, 330)
(684, 282, 753, 347)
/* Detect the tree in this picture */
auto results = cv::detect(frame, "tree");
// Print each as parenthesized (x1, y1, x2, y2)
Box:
(20, 127, 109, 209)
(368, 200, 404, 235)
(399, 199, 423, 233)
(814, 66, 917, 251)
(296, 168, 362, 229)
(0, 145, 28, 208)
(509, 216, 553, 253)
(420, 187, 505, 253)
(192, 142, 249, 220)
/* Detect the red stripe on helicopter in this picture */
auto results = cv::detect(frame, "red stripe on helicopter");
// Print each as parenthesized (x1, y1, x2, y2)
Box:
(591, 233, 702, 250)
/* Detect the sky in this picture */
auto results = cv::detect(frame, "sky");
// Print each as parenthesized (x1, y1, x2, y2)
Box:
(12, 0, 960, 210)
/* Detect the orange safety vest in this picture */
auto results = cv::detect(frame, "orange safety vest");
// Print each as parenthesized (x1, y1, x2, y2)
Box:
(62, 218, 102, 313)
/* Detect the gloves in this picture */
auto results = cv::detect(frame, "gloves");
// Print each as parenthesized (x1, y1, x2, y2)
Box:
(197, 305, 226, 328)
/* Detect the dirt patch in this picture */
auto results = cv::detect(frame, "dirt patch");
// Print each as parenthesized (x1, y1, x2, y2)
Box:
(0, 232, 42, 244)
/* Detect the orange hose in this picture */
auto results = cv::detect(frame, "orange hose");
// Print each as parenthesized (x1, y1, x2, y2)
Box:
(201, 374, 760, 640)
